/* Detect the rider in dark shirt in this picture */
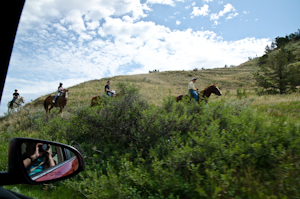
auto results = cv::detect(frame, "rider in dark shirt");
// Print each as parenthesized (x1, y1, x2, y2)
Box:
(105, 81, 111, 96)
(10, 89, 20, 107)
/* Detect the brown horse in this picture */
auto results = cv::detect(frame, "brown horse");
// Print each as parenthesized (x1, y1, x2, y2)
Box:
(44, 89, 69, 114)
(91, 90, 118, 107)
(91, 95, 102, 107)
(176, 84, 222, 103)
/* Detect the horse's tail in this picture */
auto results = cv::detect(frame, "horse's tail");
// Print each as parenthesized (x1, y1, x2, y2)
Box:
(91, 95, 100, 107)
(176, 94, 184, 102)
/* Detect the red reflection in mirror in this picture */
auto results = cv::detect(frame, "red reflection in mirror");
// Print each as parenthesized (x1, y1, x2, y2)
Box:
(34, 156, 79, 182)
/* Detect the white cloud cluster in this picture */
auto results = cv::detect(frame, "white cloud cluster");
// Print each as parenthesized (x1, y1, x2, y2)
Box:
(12, 14, 269, 81)
(191, 4, 210, 18)
(209, 3, 238, 22)
(19, 0, 150, 33)
(190, 3, 238, 25)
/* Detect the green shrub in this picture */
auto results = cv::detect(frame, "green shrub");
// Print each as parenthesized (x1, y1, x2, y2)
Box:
(62, 85, 300, 198)
(2, 83, 300, 198)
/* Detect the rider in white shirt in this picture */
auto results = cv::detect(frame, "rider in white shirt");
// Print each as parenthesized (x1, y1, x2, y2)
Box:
(188, 78, 198, 101)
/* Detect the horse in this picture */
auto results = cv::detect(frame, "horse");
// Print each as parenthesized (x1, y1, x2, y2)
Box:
(91, 90, 118, 107)
(7, 96, 25, 113)
(176, 84, 222, 103)
(44, 89, 69, 114)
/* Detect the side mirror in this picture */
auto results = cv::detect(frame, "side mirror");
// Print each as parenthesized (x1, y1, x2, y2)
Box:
(0, 138, 84, 185)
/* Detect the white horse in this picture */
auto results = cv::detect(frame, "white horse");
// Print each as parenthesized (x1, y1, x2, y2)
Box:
(7, 96, 25, 113)
(110, 90, 117, 97)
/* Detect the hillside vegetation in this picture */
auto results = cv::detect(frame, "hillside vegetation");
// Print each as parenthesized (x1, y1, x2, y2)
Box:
(0, 37, 300, 198)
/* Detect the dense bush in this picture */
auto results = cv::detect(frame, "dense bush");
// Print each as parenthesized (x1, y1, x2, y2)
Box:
(62, 84, 300, 198)
(2, 83, 300, 198)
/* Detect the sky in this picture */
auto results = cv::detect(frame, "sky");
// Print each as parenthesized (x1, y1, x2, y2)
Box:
(0, 0, 299, 116)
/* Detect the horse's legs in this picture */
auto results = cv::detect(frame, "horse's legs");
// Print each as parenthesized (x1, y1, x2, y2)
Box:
(45, 102, 49, 114)
(58, 104, 63, 114)
(49, 105, 54, 113)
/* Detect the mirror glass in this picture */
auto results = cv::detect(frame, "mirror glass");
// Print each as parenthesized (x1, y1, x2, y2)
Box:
(21, 141, 79, 182)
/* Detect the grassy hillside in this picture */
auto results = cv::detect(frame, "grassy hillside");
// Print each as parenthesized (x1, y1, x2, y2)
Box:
(24, 39, 300, 120)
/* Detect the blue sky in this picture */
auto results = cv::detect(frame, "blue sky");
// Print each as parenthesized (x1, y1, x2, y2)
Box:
(1, 0, 299, 116)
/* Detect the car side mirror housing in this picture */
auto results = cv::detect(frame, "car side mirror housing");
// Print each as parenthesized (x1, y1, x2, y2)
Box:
(0, 138, 84, 186)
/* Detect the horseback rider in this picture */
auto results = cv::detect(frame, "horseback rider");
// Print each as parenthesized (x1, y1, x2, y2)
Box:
(105, 81, 113, 97)
(52, 83, 64, 103)
(10, 89, 20, 108)
(188, 78, 198, 102)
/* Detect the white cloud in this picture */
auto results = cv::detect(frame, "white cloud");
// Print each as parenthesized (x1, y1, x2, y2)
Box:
(86, 21, 100, 30)
(146, 0, 176, 6)
(210, 13, 219, 20)
(53, 23, 68, 33)
(218, 1, 223, 4)
(213, 21, 219, 26)
(203, 0, 213, 2)
(176, 20, 181, 25)
(127, 29, 269, 73)
(99, 17, 169, 43)
(226, 13, 238, 20)
(63, 9, 86, 33)
(191, 4, 210, 18)
(243, 11, 249, 14)
(210, 3, 237, 22)
(219, 3, 235, 16)
(18, 0, 149, 33)
(78, 32, 93, 41)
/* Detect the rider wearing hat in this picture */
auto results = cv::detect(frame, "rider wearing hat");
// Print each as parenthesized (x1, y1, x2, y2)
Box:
(188, 78, 198, 102)
(52, 83, 64, 103)
(10, 89, 20, 108)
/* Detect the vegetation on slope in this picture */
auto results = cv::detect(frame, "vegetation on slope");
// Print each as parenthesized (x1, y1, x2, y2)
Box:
(0, 82, 300, 198)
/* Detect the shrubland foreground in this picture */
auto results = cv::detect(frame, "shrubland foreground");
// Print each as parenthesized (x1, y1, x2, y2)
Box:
(1, 83, 300, 198)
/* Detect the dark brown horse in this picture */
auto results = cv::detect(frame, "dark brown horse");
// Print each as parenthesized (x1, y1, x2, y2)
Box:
(176, 84, 222, 103)
(91, 90, 118, 107)
(44, 89, 69, 114)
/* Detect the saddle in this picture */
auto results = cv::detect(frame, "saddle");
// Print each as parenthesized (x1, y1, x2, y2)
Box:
(51, 94, 62, 104)
(189, 89, 199, 100)
(10, 100, 19, 108)
(51, 94, 63, 99)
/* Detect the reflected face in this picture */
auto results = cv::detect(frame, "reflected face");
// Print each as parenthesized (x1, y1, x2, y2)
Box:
(21, 142, 79, 182)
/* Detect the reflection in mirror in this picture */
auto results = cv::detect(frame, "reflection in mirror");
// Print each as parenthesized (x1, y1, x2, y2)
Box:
(21, 142, 79, 182)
